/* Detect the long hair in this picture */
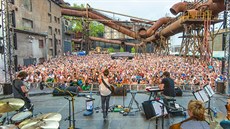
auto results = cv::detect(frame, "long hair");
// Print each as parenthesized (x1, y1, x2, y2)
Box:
(188, 100, 206, 121)
(103, 69, 109, 77)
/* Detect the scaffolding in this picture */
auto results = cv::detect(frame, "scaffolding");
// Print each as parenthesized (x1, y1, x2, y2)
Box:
(1, 0, 15, 83)
(223, 0, 230, 94)
(180, 9, 215, 63)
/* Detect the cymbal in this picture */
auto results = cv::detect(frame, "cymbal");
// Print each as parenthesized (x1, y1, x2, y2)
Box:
(0, 98, 25, 113)
(0, 124, 18, 129)
(19, 113, 62, 128)
(20, 121, 59, 129)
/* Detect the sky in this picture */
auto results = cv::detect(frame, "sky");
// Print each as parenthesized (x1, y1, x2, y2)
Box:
(64, 0, 184, 45)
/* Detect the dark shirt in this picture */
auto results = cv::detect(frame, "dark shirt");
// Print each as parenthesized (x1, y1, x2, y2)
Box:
(12, 79, 25, 98)
(161, 77, 175, 97)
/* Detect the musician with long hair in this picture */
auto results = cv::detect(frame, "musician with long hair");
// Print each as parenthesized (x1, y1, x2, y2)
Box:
(170, 100, 210, 129)
(98, 69, 112, 119)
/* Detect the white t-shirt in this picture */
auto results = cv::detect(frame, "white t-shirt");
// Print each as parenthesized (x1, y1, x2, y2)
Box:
(99, 78, 111, 96)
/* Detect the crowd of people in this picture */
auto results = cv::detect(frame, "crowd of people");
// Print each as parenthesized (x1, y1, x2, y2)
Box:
(19, 54, 226, 91)
(12, 53, 230, 128)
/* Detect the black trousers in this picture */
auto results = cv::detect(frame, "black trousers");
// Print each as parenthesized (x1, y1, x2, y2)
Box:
(101, 95, 111, 117)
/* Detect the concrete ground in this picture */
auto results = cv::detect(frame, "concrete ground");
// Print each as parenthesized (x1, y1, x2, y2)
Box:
(0, 87, 229, 129)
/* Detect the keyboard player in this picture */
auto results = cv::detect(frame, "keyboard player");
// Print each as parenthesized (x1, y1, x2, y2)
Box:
(159, 71, 175, 98)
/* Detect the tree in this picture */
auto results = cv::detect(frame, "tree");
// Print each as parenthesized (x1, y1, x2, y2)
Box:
(131, 47, 136, 53)
(107, 47, 115, 53)
(120, 47, 125, 52)
(67, 3, 104, 37)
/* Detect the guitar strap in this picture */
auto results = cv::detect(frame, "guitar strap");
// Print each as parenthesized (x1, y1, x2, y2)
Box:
(101, 77, 112, 92)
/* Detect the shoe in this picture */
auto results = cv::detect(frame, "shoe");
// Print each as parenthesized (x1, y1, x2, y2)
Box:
(28, 104, 34, 111)
(106, 112, 108, 117)
(103, 112, 106, 119)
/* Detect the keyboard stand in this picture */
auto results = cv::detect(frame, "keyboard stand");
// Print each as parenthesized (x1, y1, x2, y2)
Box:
(128, 91, 141, 111)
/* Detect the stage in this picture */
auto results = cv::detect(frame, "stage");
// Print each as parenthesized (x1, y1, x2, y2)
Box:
(0, 87, 228, 129)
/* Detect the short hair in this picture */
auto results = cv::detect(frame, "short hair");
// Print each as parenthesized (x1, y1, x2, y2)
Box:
(188, 100, 205, 121)
(103, 69, 109, 76)
(17, 71, 28, 79)
(163, 71, 170, 77)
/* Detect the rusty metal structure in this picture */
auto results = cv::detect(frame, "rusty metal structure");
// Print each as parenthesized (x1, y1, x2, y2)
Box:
(61, 0, 228, 58)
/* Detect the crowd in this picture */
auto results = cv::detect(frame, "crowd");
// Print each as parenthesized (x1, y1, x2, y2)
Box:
(19, 54, 226, 90)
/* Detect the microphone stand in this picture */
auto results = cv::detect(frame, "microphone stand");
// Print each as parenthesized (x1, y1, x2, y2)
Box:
(46, 84, 80, 129)
(65, 90, 80, 129)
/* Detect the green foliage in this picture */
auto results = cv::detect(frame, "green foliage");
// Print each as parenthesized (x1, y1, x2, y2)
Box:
(107, 47, 115, 53)
(73, 3, 85, 9)
(131, 47, 136, 53)
(120, 47, 125, 52)
(71, 41, 75, 51)
(89, 21, 104, 37)
(67, 3, 104, 37)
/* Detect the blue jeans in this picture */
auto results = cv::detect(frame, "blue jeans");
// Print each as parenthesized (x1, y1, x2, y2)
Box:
(220, 120, 230, 129)
(101, 95, 111, 118)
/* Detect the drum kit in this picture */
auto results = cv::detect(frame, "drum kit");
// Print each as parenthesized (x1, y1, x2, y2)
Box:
(0, 98, 62, 129)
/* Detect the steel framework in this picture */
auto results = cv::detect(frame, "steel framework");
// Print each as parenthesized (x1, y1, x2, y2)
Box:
(1, 0, 15, 83)
(223, 0, 230, 94)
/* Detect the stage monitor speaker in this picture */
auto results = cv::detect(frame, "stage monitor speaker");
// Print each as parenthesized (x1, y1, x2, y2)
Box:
(3, 83, 13, 95)
(52, 86, 79, 96)
(216, 81, 225, 94)
(142, 100, 156, 119)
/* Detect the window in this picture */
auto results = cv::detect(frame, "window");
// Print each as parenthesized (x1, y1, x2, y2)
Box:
(58, 29, 60, 35)
(39, 40, 44, 48)
(55, 28, 58, 34)
(48, 26, 52, 35)
(59, 40, 61, 45)
(23, 0, 32, 11)
(48, 13, 52, 23)
(65, 20, 68, 26)
(49, 38, 53, 47)
(64, 26, 68, 32)
(57, 18, 60, 24)
(22, 18, 33, 30)
(49, 49, 53, 56)
(48, 0, 51, 12)
(10, 11, 16, 27)
(54, 16, 57, 23)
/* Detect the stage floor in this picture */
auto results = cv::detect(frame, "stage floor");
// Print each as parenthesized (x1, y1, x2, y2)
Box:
(0, 89, 228, 129)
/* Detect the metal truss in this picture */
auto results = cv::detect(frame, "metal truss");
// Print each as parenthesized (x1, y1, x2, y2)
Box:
(223, 0, 230, 94)
(1, 0, 15, 83)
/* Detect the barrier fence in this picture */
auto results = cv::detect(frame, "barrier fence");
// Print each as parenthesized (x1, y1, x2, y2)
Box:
(0, 81, 227, 95)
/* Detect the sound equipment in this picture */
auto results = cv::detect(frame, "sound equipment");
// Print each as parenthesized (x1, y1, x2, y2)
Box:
(52, 86, 78, 96)
(113, 86, 127, 96)
(142, 101, 156, 119)
(175, 87, 182, 96)
(216, 81, 225, 94)
(3, 83, 12, 95)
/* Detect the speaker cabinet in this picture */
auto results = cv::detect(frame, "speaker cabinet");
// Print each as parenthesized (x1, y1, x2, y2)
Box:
(142, 101, 156, 119)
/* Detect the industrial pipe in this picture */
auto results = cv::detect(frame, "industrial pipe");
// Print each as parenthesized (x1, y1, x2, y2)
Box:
(195, 0, 225, 16)
(61, 7, 138, 39)
(170, 2, 189, 15)
(89, 36, 136, 47)
(138, 17, 171, 38)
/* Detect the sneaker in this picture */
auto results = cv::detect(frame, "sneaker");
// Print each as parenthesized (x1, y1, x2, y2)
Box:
(28, 104, 34, 111)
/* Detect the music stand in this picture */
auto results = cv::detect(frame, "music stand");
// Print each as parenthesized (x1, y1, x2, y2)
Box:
(152, 100, 168, 129)
(193, 85, 215, 121)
